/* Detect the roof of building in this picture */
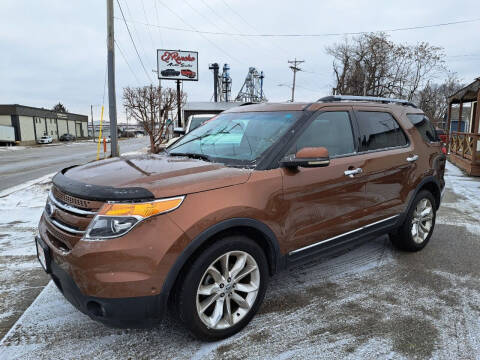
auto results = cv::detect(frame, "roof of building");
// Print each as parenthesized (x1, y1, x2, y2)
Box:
(449, 78, 480, 103)
(184, 101, 250, 112)
(0, 104, 88, 121)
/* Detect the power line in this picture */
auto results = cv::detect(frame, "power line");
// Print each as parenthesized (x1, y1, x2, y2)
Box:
(185, 0, 264, 61)
(155, 0, 246, 66)
(219, 0, 291, 57)
(116, 0, 152, 82)
(152, 0, 164, 47)
(141, 0, 156, 50)
(122, 0, 154, 71)
(111, 17, 480, 38)
(115, 39, 142, 85)
(197, 0, 288, 63)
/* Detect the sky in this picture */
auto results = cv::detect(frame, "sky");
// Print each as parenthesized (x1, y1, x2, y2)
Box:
(1, 0, 479, 123)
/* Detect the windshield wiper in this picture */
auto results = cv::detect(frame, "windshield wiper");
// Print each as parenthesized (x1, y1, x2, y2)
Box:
(169, 152, 212, 162)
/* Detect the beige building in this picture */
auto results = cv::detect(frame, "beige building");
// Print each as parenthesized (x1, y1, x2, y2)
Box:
(0, 105, 88, 145)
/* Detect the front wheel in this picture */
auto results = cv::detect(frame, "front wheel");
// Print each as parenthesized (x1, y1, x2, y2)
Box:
(390, 190, 436, 251)
(177, 236, 268, 341)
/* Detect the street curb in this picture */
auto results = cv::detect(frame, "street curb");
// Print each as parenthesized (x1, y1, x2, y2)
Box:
(0, 173, 56, 198)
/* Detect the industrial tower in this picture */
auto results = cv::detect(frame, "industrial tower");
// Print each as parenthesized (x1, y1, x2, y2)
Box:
(235, 67, 267, 103)
(209, 63, 232, 102)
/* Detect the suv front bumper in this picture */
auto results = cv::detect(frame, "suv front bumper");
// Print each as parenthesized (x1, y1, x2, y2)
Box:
(35, 235, 166, 328)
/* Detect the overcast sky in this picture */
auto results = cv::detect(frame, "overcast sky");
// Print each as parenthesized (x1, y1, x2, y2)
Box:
(1, 0, 479, 122)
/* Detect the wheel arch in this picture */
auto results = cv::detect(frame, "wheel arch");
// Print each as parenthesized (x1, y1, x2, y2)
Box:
(160, 218, 284, 308)
(406, 176, 442, 214)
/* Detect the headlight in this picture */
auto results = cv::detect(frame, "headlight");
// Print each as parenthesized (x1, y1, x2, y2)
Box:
(84, 196, 184, 240)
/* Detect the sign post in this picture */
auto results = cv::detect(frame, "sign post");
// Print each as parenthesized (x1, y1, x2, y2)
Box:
(157, 49, 198, 128)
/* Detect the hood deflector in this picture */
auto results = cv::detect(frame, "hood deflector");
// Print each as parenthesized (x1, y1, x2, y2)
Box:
(53, 167, 155, 202)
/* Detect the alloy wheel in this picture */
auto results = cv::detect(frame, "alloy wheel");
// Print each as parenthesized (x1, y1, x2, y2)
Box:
(196, 251, 260, 330)
(411, 198, 434, 244)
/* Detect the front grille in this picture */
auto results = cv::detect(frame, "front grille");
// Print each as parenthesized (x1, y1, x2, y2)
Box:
(52, 186, 103, 211)
(42, 189, 103, 251)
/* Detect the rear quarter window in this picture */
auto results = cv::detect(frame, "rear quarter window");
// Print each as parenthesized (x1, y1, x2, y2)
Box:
(355, 111, 408, 152)
(407, 114, 438, 142)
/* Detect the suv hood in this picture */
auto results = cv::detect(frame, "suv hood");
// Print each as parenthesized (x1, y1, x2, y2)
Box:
(63, 154, 253, 199)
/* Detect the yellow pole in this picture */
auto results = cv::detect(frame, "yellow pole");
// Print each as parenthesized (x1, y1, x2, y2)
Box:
(96, 105, 104, 160)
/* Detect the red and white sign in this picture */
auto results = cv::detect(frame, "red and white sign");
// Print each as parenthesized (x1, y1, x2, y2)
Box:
(157, 49, 198, 81)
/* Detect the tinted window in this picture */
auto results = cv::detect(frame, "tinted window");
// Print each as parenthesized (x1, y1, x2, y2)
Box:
(407, 114, 438, 142)
(356, 111, 407, 151)
(289, 111, 355, 157)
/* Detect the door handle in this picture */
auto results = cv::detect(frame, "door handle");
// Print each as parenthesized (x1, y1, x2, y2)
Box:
(406, 154, 419, 162)
(344, 168, 363, 178)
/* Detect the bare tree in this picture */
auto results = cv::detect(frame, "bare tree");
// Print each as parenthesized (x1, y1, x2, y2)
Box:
(123, 85, 186, 153)
(326, 33, 446, 100)
(416, 74, 463, 128)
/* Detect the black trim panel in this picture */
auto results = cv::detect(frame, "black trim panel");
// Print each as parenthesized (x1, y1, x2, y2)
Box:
(159, 217, 283, 308)
(53, 167, 155, 202)
(287, 215, 400, 265)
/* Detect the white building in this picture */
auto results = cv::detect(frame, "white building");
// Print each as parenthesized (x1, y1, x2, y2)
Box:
(0, 104, 88, 145)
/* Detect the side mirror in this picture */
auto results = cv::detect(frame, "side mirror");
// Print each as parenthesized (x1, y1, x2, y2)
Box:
(280, 147, 330, 168)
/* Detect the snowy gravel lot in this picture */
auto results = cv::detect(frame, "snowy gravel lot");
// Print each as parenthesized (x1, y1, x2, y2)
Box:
(1, 162, 479, 359)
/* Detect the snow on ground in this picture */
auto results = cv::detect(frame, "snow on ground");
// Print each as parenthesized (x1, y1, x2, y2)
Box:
(0, 161, 479, 359)
(0, 146, 28, 152)
(436, 161, 480, 235)
(0, 177, 51, 339)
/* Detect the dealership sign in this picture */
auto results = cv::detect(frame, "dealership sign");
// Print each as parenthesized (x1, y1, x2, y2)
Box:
(157, 49, 198, 81)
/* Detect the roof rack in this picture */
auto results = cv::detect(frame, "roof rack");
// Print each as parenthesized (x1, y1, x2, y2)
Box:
(317, 95, 417, 108)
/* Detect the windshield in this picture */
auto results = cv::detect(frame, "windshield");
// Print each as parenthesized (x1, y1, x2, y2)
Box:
(168, 111, 301, 166)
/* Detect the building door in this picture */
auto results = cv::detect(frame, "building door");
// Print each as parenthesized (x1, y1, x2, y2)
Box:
(76, 123, 83, 137)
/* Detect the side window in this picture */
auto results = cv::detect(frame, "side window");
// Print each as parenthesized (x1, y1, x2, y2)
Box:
(407, 114, 438, 142)
(289, 111, 355, 157)
(356, 111, 407, 152)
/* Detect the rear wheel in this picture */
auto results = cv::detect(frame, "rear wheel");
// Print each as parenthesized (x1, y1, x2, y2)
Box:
(177, 236, 268, 341)
(390, 190, 436, 251)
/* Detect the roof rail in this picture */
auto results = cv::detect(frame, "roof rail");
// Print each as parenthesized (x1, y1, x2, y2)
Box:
(317, 95, 417, 108)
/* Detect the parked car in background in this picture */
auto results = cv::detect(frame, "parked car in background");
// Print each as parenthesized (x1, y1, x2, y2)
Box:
(435, 128, 447, 143)
(37, 135, 53, 144)
(59, 133, 75, 141)
(181, 69, 196, 79)
(36, 96, 446, 341)
(165, 114, 217, 148)
(161, 69, 180, 77)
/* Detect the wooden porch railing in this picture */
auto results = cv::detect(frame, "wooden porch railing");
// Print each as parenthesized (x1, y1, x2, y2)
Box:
(449, 132, 480, 164)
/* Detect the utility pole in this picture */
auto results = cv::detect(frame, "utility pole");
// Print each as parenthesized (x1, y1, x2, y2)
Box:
(90, 105, 94, 139)
(176, 80, 182, 128)
(107, 0, 119, 157)
(288, 58, 304, 102)
(153, 69, 162, 127)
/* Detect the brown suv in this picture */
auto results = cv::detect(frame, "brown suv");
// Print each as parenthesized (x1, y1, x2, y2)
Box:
(35, 96, 446, 340)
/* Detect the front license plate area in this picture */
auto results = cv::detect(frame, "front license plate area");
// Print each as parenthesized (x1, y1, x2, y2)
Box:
(36, 237, 50, 273)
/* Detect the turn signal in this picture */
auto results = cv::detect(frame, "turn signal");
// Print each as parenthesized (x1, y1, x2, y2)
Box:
(99, 196, 184, 218)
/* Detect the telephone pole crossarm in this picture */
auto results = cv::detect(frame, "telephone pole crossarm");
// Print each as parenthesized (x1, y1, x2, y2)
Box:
(287, 58, 305, 102)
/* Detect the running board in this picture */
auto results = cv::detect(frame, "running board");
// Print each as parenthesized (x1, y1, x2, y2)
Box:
(287, 215, 400, 265)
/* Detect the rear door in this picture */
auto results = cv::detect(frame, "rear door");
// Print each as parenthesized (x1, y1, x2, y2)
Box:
(351, 107, 416, 222)
(281, 109, 371, 254)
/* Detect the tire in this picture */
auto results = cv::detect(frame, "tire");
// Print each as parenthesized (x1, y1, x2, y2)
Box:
(177, 236, 268, 341)
(390, 190, 436, 252)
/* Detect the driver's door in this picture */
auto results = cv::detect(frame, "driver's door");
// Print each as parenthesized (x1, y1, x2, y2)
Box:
(281, 109, 370, 255)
